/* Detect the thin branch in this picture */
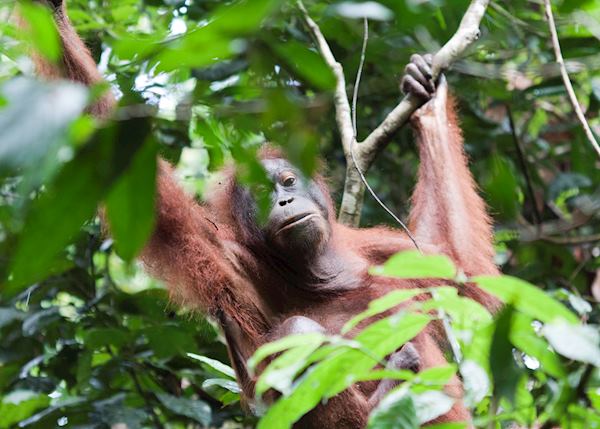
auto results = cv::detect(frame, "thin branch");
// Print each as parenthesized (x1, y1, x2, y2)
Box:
(543, 0, 600, 159)
(297, 0, 354, 156)
(299, 0, 491, 226)
(538, 233, 600, 245)
(506, 106, 542, 227)
(351, 18, 368, 136)
(517, 212, 592, 243)
(358, 0, 490, 162)
(350, 18, 420, 250)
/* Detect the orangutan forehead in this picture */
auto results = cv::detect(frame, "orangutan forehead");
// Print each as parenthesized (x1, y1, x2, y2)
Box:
(261, 158, 301, 176)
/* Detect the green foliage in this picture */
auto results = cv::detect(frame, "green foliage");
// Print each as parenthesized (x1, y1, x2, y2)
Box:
(1, 0, 599, 427)
(253, 254, 600, 428)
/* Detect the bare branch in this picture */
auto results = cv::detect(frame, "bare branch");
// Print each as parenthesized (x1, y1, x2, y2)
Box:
(348, 18, 420, 248)
(299, 0, 490, 226)
(351, 18, 368, 137)
(297, 0, 354, 156)
(543, 0, 600, 159)
(358, 0, 490, 162)
(517, 212, 592, 243)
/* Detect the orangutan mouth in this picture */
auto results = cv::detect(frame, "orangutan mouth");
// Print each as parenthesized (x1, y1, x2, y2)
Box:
(276, 213, 317, 234)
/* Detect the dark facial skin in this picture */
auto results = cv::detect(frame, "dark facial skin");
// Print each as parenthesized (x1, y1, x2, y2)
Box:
(260, 159, 331, 258)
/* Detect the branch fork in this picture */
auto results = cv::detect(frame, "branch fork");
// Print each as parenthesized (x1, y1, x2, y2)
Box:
(298, 0, 491, 226)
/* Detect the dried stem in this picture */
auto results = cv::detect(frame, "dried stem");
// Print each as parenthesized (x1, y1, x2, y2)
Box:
(543, 0, 600, 158)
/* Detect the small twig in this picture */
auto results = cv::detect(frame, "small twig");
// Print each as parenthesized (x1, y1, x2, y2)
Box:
(351, 18, 368, 137)
(543, 0, 600, 159)
(506, 106, 542, 227)
(349, 18, 420, 250)
(539, 232, 600, 245)
(517, 211, 592, 243)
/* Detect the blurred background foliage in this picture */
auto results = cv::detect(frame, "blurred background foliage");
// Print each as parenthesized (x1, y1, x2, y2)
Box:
(0, 0, 599, 427)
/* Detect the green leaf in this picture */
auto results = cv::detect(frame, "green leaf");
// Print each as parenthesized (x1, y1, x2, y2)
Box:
(201, 379, 240, 405)
(514, 375, 536, 426)
(342, 289, 424, 334)
(257, 313, 430, 429)
(473, 275, 578, 324)
(490, 306, 521, 404)
(187, 353, 236, 379)
(145, 325, 198, 359)
(269, 39, 335, 90)
(156, 393, 211, 426)
(18, 2, 61, 63)
(0, 78, 87, 179)
(155, 0, 283, 72)
(105, 138, 157, 261)
(414, 365, 457, 389)
(509, 314, 566, 379)
(0, 391, 50, 429)
(96, 399, 147, 428)
(7, 117, 151, 294)
(201, 378, 241, 393)
(367, 386, 418, 429)
(370, 251, 456, 279)
(481, 155, 521, 220)
(542, 322, 600, 366)
(425, 424, 468, 429)
(249, 332, 327, 371)
(412, 390, 455, 424)
(255, 337, 326, 396)
(82, 328, 131, 349)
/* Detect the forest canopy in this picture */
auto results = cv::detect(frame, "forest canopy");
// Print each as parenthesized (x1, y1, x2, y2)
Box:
(0, 0, 599, 428)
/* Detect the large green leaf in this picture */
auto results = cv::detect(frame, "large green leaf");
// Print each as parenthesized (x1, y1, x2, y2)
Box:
(490, 306, 522, 404)
(17, 2, 61, 63)
(370, 251, 456, 279)
(473, 275, 578, 324)
(542, 322, 600, 366)
(0, 78, 88, 179)
(509, 314, 566, 379)
(342, 289, 424, 334)
(0, 390, 50, 429)
(105, 138, 157, 261)
(269, 39, 336, 90)
(257, 312, 430, 429)
(367, 386, 418, 429)
(154, 0, 283, 71)
(156, 393, 212, 426)
(6, 117, 151, 294)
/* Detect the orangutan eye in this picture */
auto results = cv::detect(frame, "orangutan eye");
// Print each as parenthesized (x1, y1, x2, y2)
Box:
(282, 173, 296, 187)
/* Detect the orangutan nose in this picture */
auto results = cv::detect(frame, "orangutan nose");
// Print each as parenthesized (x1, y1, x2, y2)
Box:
(278, 197, 294, 206)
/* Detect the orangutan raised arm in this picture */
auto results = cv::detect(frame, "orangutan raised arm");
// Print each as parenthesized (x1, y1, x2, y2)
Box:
(33, 0, 271, 339)
(403, 54, 498, 279)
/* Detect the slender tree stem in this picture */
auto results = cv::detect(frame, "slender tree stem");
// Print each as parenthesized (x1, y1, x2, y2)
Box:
(543, 0, 600, 158)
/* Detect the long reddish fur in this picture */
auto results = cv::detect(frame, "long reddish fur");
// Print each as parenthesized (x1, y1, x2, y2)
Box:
(35, 3, 500, 426)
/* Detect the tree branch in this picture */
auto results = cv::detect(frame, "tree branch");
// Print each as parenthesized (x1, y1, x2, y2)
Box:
(297, 0, 354, 156)
(299, 0, 490, 226)
(543, 0, 600, 159)
(516, 212, 592, 243)
(358, 0, 490, 164)
(348, 0, 490, 225)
